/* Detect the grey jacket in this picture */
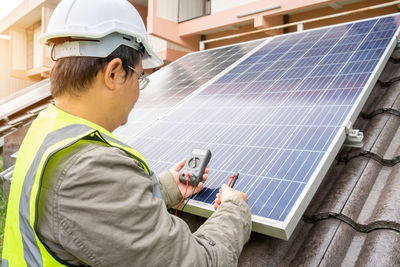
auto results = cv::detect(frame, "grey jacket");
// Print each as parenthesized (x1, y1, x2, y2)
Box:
(37, 140, 251, 266)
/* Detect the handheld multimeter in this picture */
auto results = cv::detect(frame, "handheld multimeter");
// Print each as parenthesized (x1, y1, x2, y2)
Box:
(179, 148, 212, 186)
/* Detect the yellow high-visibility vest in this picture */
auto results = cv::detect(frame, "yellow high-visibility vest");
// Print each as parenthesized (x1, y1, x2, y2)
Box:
(2, 105, 157, 266)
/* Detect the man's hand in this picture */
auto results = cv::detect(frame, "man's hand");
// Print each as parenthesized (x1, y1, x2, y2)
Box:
(214, 184, 247, 210)
(169, 159, 209, 197)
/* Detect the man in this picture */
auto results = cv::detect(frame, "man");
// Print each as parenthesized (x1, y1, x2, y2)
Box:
(2, 0, 251, 266)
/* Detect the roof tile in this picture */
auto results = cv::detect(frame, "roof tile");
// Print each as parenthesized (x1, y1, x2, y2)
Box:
(355, 230, 400, 266)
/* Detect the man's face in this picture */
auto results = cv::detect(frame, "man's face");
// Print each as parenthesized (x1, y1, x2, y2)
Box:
(118, 60, 143, 126)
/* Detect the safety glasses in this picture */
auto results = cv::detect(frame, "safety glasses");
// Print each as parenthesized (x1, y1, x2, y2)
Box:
(128, 66, 149, 90)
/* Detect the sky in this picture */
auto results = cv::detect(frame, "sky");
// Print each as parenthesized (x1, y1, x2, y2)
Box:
(0, 0, 23, 39)
(0, 0, 24, 20)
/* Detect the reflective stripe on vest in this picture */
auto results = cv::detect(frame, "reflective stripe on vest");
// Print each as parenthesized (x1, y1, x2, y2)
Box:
(2, 105, 159, 266)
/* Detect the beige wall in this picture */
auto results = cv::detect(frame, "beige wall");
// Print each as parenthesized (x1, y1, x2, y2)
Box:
(287, 0, 397, 32)
(179, 0, 203, 21)
(11, 29, 27, 70)
(33, 25, 43, 68)
(0, 39, 34, 99)
(157, 0, 178, 22)
(205, 23, 270, 49)
(211, 0, 257, 14)
(148, 34, 191, 62)
(205, 0, 397, 49)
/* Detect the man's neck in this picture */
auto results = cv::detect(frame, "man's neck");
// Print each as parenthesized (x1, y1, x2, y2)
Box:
(54, 94, 118, 132)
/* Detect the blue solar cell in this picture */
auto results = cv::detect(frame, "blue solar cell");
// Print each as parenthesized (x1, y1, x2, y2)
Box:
(269, 181, 300, 219)
(126, 14, 400, 239)
(251, 178, 280, 215)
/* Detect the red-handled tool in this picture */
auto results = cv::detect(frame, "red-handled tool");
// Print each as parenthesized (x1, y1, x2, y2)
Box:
(227, 173, 239, 188)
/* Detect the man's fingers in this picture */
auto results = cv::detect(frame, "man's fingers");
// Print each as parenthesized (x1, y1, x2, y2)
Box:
(195, 182, 203, 192)
(174, 158, 186, 171)
(214, 196, 221, 210)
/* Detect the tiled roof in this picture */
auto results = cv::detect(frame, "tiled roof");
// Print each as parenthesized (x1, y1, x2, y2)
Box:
(234, 49, 400, 266)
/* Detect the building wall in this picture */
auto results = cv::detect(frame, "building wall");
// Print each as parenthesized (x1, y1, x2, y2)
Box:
(205, 0, 398, 49)
(150, 0, 399, 53)
(211, 0, 257, 14)
(205, 23, 273, 49)
(287, 0, 398, 32)
(0, 39, 34, 99)
(10, 29, 27, 70)
(157, 0, 178, 22)
(33, 24, 42, 68)
(148, 34, 191, 63)
(179, 0, 204, 22)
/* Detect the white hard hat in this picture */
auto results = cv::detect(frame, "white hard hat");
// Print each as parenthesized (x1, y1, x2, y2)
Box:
(40, 0, 163, 69)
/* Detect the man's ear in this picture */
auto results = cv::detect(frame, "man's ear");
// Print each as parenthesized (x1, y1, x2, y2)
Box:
(104, 58, 125, 90)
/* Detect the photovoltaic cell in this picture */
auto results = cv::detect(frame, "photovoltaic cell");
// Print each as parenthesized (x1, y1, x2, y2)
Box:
(125, 14, 400, 239)
(113, 39, 263, 141)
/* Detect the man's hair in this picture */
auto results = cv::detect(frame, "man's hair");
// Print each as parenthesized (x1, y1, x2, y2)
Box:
(50, 45, 141, 97)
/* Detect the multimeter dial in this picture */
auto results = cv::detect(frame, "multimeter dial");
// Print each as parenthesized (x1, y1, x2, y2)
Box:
(188, 157, 200, 168)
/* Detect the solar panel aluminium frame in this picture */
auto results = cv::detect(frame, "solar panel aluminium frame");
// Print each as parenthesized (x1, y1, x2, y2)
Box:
(0, 79, 51, 119)
(140, 14, 400, 240)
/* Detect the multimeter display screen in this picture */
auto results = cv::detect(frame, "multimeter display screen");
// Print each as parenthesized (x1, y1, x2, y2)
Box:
(192, 149, 207, 156)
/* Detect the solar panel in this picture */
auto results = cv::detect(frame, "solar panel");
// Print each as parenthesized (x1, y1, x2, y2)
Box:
(124, 14, 400, 239)
(113, 39, 264, 141)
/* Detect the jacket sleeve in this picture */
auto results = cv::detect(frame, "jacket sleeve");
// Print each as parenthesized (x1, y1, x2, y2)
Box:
(157, 170, 183, 208)
(53, 144, 251, 267)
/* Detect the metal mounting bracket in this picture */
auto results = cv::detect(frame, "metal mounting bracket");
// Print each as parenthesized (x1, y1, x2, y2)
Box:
(343, 122, 363, 148)
(396, 35, 400, 49)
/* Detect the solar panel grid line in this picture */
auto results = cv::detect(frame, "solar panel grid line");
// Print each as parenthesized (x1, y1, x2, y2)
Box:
(286, 15, 398, 231)
(241, 21, 375, 154)
(272, 20, 384, 203)
(261, 154, 318, 211)
(149, 124, 346, 148)
(118, 55, 244, 138)
(124, 39, 269, 144)
(280, 128, 348, 238)
(192, 17, 396, 230)
(124, 14, 400, 239)
(342, 18, 400, 126)
(203, 31, 346, 150)
(281, 18, 400, 237)
(198, 26, 356, 207)
(188, 54, 310, 163)
(245, 151, 311, 212)
(158, 46, 259, 87)
(171, 49, 238, 89)
(277, 184, 304, 220)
